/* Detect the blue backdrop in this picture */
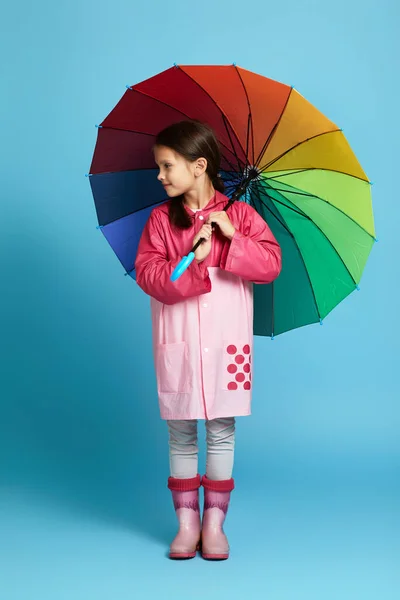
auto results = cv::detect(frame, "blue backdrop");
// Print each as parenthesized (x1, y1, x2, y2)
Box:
(1, 0, 398, 598)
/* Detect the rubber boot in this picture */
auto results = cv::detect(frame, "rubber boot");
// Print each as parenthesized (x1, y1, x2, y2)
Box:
(201, 475, 235, 560)
(167, 474, 201, 559)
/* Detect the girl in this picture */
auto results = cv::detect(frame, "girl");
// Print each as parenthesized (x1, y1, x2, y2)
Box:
(135, 120, 281, 560)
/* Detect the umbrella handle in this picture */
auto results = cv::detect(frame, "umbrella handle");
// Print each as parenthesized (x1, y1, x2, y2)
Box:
(170, 196, 239, 282)
(170, 252, 196, 281)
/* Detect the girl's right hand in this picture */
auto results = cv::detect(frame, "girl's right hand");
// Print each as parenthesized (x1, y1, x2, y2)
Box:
(193, 223, 213, 263)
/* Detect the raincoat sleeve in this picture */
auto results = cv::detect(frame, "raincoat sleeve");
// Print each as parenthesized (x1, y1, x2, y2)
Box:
(220, 204, 282, 284)
(135, 210, 212, 305)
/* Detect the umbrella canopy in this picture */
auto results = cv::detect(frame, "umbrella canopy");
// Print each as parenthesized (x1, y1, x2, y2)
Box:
(88, 64, 375, 337)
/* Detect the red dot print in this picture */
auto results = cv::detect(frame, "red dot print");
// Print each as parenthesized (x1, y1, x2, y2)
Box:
(227, 364, 237, 374)
(235, 354, 244, 364)
(228, 382, 238, 390)
(244, 381, 251, 390)
(243, 363, 250, 373)
(227, 345, 237, 355)
(235, 373, 245, 383)
(243, 345, 250, 354)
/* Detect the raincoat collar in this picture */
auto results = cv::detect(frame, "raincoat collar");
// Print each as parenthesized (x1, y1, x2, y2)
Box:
(159, 190, 228, 219)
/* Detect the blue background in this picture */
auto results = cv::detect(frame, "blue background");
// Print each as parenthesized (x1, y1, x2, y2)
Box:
(1, 0, 398, 598)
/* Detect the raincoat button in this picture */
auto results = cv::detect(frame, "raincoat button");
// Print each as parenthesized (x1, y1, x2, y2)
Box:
(204, 348, 209, 352)
(203, 303, 208, 308)
(199, 215, 204, 220)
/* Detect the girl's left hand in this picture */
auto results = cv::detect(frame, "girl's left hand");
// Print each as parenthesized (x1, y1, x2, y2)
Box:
(207, 212, 236, 240)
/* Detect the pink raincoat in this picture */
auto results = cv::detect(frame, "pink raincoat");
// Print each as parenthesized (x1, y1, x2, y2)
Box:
(135, 191, 281, 420)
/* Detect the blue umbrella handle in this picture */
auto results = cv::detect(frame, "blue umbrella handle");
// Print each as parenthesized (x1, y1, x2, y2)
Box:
(171, 252, 196, 281)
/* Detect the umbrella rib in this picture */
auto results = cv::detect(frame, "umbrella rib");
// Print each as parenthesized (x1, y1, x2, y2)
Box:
(258, 129, 351, 175)
(252, 185, 322, 321)
(257, 181, 359, 287)
(253, 180, 313, 222)
(220, 113, 247, 174)
(173, 67, 247, 172)
(224, 181, 240, 197)
(233, 65, 255, 166)
(264, 176, 376, 241)
(254, 87, 294, 171)
(245, 113, 251, 170)
(265, 165, 371, 185)
(251, 183, 296, 236)
(91, 166, 158, 176)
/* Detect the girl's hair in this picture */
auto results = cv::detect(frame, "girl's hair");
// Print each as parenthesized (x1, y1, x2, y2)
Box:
(155, 120, 225, 229)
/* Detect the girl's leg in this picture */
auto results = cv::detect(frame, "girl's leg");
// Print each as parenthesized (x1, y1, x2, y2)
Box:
(205, 417, 235, 480)
(167, 419, 199, 478)
(201, 417, 236, 560)
(166, 419, 201, 559)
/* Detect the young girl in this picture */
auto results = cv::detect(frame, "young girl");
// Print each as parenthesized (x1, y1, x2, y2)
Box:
(135, 120, 281, 560)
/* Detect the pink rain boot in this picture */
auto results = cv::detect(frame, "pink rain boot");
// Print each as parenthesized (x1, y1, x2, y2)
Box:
(167, 474, 202, 559)
(201, 475, 235, 560)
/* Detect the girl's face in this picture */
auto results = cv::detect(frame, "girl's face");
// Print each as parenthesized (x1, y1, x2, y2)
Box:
(154, 145, 200, 197)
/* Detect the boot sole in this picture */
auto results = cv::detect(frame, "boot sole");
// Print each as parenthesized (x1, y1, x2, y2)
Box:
(201, 552, 229, 560)
(169, 551, 197, 559)
(169, 542, 201, 559)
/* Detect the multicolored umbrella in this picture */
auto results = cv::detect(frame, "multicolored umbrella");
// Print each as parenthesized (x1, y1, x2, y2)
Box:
(88, 64, 375, 337)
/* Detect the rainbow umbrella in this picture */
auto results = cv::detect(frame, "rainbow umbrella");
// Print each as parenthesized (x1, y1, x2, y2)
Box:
(88, 64, 375, 337)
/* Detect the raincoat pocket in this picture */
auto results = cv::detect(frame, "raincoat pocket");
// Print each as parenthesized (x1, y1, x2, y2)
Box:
(222, 340, 252, 392)
(156, 342, 193, 394)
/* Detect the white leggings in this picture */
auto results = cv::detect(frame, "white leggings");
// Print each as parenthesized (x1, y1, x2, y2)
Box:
(167, 418, 235, 480)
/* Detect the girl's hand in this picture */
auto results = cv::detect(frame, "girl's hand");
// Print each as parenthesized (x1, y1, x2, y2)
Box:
(207, 211, 236, 240)
(193, 223, 213, 263)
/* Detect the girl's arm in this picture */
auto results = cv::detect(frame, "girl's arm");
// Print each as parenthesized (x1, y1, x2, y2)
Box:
(135, 210, 211, 305)
(220, 204, 282, 284)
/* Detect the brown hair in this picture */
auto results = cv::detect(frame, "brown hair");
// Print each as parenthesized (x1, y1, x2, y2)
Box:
(155, 120, 225, 229)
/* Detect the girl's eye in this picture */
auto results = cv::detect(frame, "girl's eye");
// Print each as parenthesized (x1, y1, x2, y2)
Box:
(165, 164, 171, 168)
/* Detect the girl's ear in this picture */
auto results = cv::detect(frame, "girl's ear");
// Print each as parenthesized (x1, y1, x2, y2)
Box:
(194, 157, 207, 176)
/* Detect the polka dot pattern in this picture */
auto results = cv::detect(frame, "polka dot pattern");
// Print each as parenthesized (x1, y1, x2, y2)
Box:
(225, 343, 252, 391)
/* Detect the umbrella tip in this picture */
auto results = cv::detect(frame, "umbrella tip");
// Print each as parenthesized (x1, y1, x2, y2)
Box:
(320, 319, 323, 326)
(374, 237, 379, 242)
(126, 85, 133, 90)
(173, 63, 179, 68)
(95, 124, 103, 128)
(232, 62, 237, 66)
(271, 334, 274, 340)
(356, 285, 360, 291)
(96, 225, 104, 230)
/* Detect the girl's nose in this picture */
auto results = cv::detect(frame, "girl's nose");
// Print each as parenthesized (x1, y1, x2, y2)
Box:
(157, 171, 164, 181)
